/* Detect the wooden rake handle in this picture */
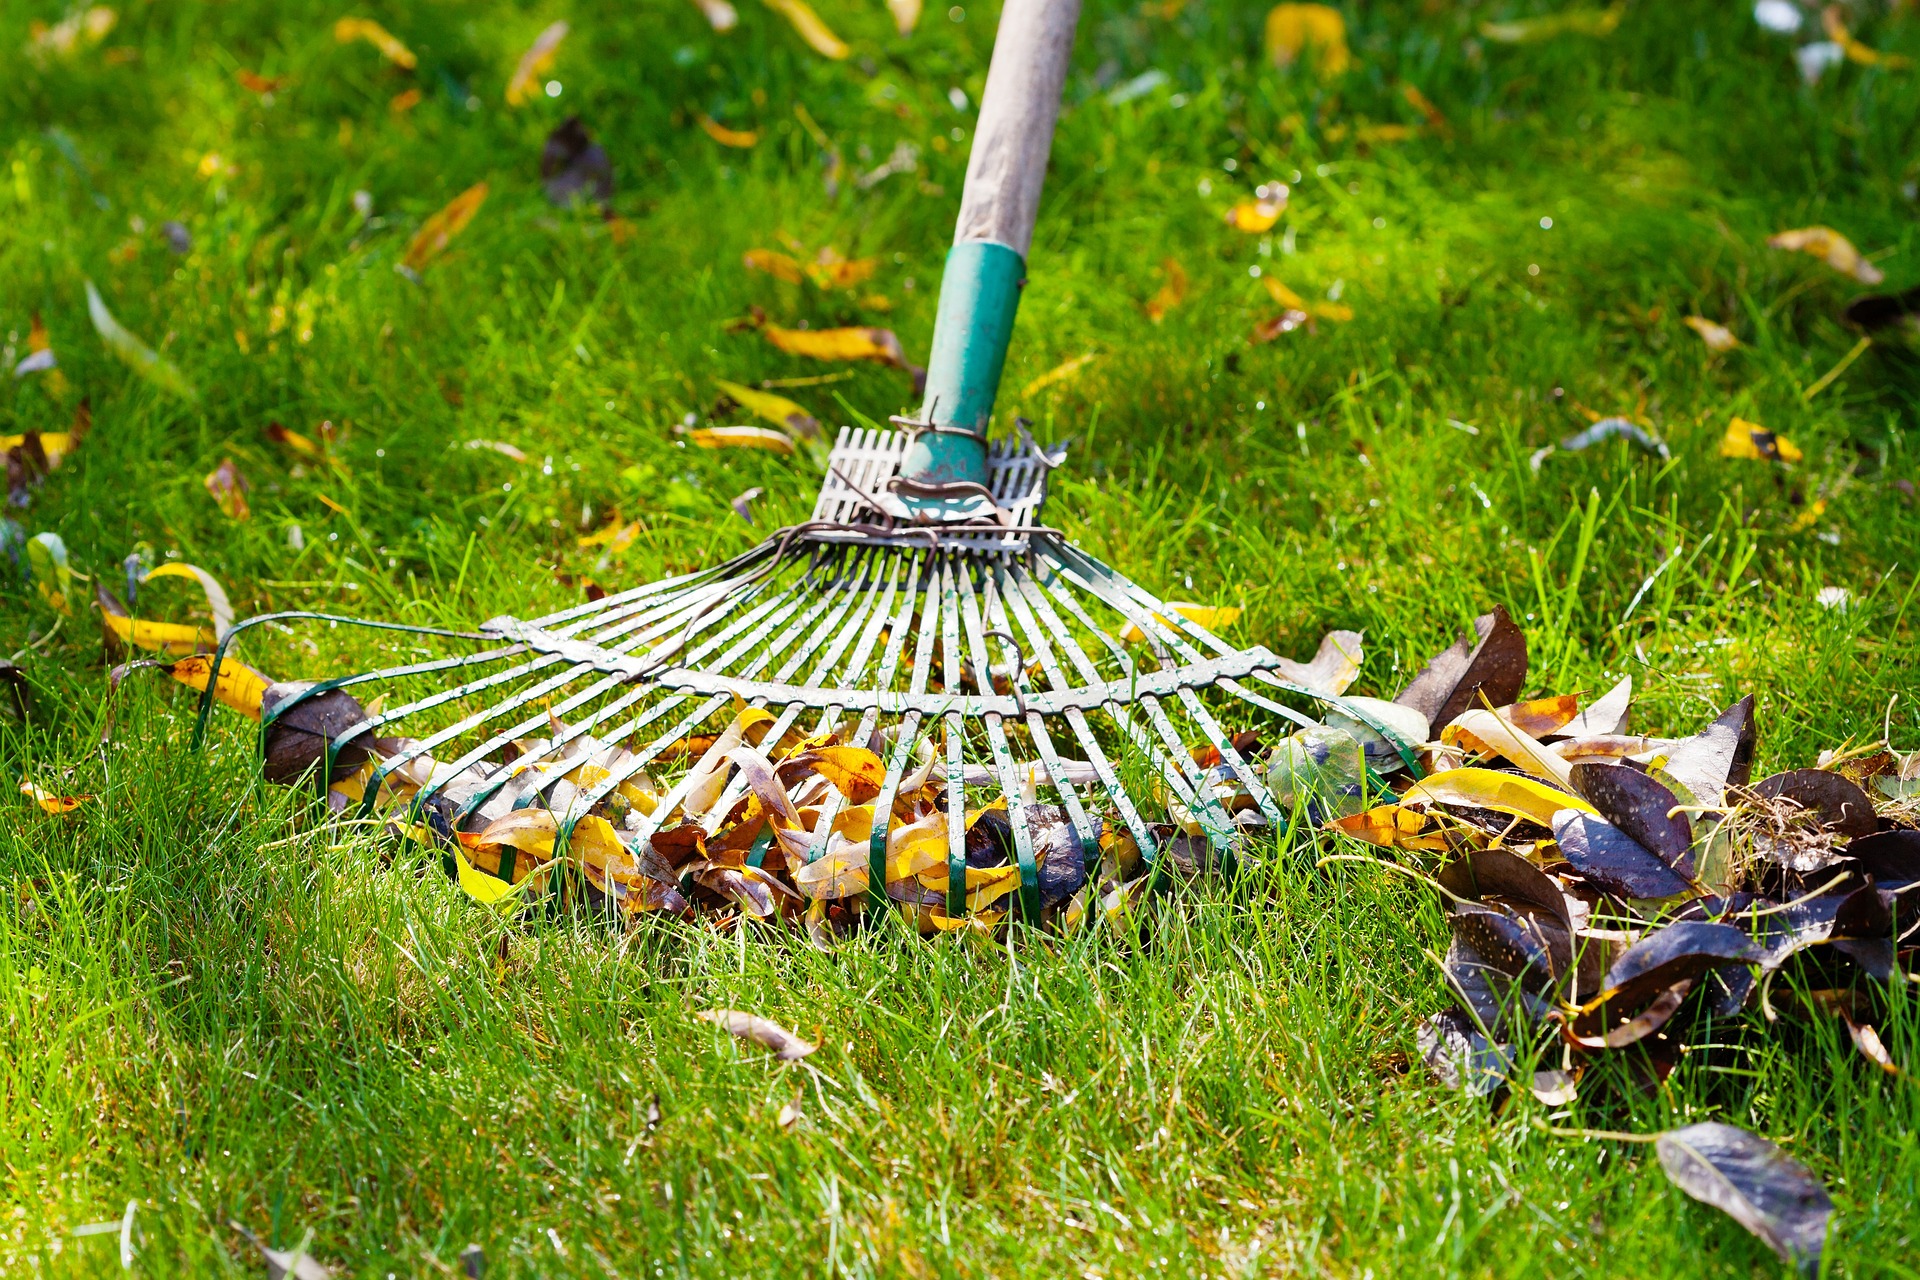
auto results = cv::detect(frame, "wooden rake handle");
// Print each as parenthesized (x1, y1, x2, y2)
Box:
(954, 0, 1083, 258)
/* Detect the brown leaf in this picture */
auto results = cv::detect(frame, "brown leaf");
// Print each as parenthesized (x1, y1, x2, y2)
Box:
(204, 458, 251, 520)
(402, 182, 489, 274)
(698, 1009, 817, 1060)
(1393, 605, 1528, 731)
(1144, 257, 1188, 322)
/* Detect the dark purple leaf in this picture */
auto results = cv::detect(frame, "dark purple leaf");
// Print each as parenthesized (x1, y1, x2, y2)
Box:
(1416, 1007, 1513, 1095)
(1655, 1123, 1832, 1273)
(1752, 769, 1876, 839)
(1436, 847, 1570, 927)
(1393, 605, 1528, 731)
(1553, 810, 1693, 899)
(542, 116, 614, 209)
(1573, 921, 1757, 1035)
(1844, 828, 1920, 887)
(1570, 763, 1694, 874)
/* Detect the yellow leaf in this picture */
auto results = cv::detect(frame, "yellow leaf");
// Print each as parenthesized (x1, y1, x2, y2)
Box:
(474, 808, 560, 858)
(454, 844, 526, 903)
(86, 281, 196, 401)
(578, 516, 644, 551)
(164, 653, 272, 719)
(689, 0, 739, 31)
(1718, 416, 1802, 464)
(506, 20, 568, 106)
(20, 778, 89, 814)
(334, 16, 417, 68)
(799, 745, 886, 804)
(403, 182, 489, 273)
(1823, 6, 1914, 70)
(204, 458, 251, 520)
(689, 426, 795, 454)
(1226, 200, 1283, 233)
(743, 248, 807, 283)
(760, 322, 915, 373)
(1144, 257, 1188, 322)
(1262, 276, 1351, 322)
(265, 421, 321, 457)
(1328, 804, 1450, 851)
(1020, 353, 1098, 399)
(714, 378, 820, 437)
(1787, 498, 1827, 534)
(888, 0, 921, 36)
(1767, 226, 1884, 285)
(1118, 602, 1241, 645)
(102, 612, 211, 655)
(1683, 315, 1739, 352)
(1399, 768, 1596, 826)
(1264, 4, 1349, 76)
(699, 115, 760, 148)
(1439, 708, 1575, 789)
(763, 0, 849, 58)
(1401, 82, 1449, 132)
(1480, 3, 1623, 43)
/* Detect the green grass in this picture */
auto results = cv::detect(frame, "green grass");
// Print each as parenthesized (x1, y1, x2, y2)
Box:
(6, 0, 1920, 1273)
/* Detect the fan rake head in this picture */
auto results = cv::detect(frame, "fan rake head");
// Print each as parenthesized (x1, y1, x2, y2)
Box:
(203, 428, 1415, 936)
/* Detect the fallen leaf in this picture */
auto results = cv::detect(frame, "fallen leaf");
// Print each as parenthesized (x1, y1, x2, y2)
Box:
(26, 6, 116, 60)
(465, 439, 529, 462)
(715, 378, 820, 437)
(265, 421, 321, 458)
(1117, 602, 1241, 644)
(759, 320, 919, 378)
(1660, 695, 1756, 808)
(260, 682, 374, 785)
(1531, 417, 1669, 472)
(1264, 4, 1350, 76)
(1416, 1007, 1513, 1094)
(1263, 276, 1351, 321)
(204, 458, 251, 520)
(402, 182, 489, 273)
(792, 745, 886, 803)
(1843, 283, 1920, 332)
(1144, 257, 1188, 322)
(1480, 3, 1623, 43)
(1394, 605, 1528, 732)
(1752, 768, 1877, 838)
(506, 20, 568, 106)
(1558, 676, 1631, 737)
(1768, 226, 1884, 284)
(698, 1008, 817, 1059)
(1498, 694, 1580, 739)
(763, 0, 849, 58)
(85, 281, 197, 400)
(1655, 1123, 1832, 1272)
(164, 653, 273, 719)
(20, 778, 88, 814)
(1718, 416, 1802, 463)
(688, 426, 795, 454)
(888, 0, 921, 36)
(1442, 707, 1576, 788)
(1569, 762, 1693, 872)
(389, 87, 422, 113)
(334, 16, 417, 68)
(1329, 803, 1450, 851)
(236, 69, 285, 94)
(1020, 353, 1098, 398)
(689, 0, 739, 31)
(1684, 315, 1740, 351)
(542, 117, 614, 209)
(26, 531, 78, 613)
(730, 486, 764, 523)
(777, 1097, 804, 1128)
(743, 248, 808, 284)
(1401, 768, 1594, 826)
(1401, 82, 1449, 132)
(1227, 182, 1290, 233)
(1821, 5, 1913, 69)
(1273, 628, 1363, 695)
(1843, 1016, 1900, 1075)
(1552, 810, 1693, 899)
(231, 1223, 331, 1280)
(1251, 309, 1311, 341)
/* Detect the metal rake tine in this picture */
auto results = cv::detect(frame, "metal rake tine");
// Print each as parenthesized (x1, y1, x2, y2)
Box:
(857, 551, 945, 914)
(954, 558, 1040, 922)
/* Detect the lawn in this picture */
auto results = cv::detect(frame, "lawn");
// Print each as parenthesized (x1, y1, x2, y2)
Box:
(5, 0, 1920, 1274)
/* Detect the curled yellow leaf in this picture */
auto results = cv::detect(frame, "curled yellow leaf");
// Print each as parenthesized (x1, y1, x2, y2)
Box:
(1767, 225, 1884, 285)
(699, 115, 760, 148)
(1399, 767, 1595, 826)
(1718, 416, 1802, 464)
(506, 20, 568, 106)
(334, 16, 417, 68)
(763, 0, 849, 58)
(689, 426, 795, 454)
(403, 182, 489, 273)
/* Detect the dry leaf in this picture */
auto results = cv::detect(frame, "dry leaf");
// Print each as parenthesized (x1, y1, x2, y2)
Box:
(1399, 767, 1595, 826)
(1144, 257, 1188, 323)
(1264, 4, 1349, 76)
(204, 459, 251, 520)
(27, 6, 116, 60)
(699, 1008, 817, 1059)
(763, 0, 850, 58)
(402, 182, 488, 274)
(1118, 602, 1241, 644)
(1768, 226, 1884, 284)
(759, 321, 917, 376)
(1719, 416, 1802, 464)
(888, 0, 921, 36)
(506, 20, 568, 106)
(1822, 6, 1913, 69)
(688, 426, 795, 454)
(743, 248, 807, 283)
(715, 379, 820, 437)
(164, 653, 273, 719)
(699, 115, 760, 148)
(20, 778, 88, 814)
(1683, 315, 1740, 351)
(86, 281, 197, 401)
(1273, 629, 1363, 695)
(1480, 3, 1623, 43)
(1021, 353, 1098, 398)
(236, 69, 285, 94)
(334, 16, 417, 68)
(1226, 182, 1289, 233)
(689, 0, 739, 32)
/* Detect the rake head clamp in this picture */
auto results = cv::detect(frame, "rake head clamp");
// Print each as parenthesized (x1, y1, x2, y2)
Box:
(199, 0, 1423, 930)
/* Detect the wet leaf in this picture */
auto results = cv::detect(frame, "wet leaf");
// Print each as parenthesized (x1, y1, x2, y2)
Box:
(1718, 416, 1802, 463)
(698, 115, 760, 148)
(698, 1008, 817, 1060)
(194, 464, 253, 527)
(541, 117, 613, 209)
(86, 281, 196, 400)
(715, 379, 820, 438)
(1264, 4, 1349, 76)
(1144, 257, 1188, 322)
(1552, 810, 1693, 899)
(688, 426, 794, 454)
(1272, 628, 1362, 695)
(1752, 769, 1877, 838)
(402, 182, 488, 273)
(20, 778, 88, 814)
(1401, 768, 1594, 827)
(1227, 182, 1290, 233)
(1655, 1123, 1832, 1273)
(764, 0, 849, 58)
(1570, 763, 1693, 872)
(1684, 315, 1740, 352)
(334, 16, 416, 68)
(1480, 3, 1623, 43)
(1394, 605, 1528, 731)
(506, 20, 568, 106)
(689, 0, 739, 32)
(1768, 226, 1884, 285)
